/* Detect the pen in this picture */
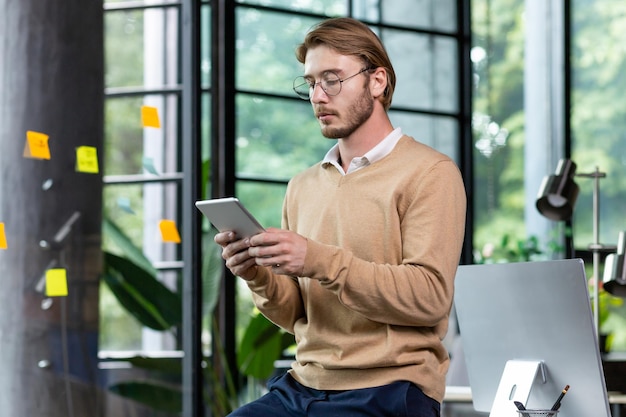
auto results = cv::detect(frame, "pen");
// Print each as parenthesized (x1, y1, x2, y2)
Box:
(550, 384, 570, 411)
(514, 400, 530, 417)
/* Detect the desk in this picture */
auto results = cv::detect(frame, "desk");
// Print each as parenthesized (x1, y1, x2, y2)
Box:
(444, 386, 472, 402)
(444, 386, 626, 416)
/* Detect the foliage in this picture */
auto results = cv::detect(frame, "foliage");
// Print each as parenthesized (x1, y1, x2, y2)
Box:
(597, 289, 623, 332)
(473, 234, 564, 264)
(103, 252, 181, 331)
(474, 232, 626, 352)
(102, 217, 293, 414)
(237, 311, 295, 379)
(109, 381, 182, 414)
(595, 285, 624, 352)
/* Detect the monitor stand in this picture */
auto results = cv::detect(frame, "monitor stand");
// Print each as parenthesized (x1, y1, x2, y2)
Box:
(490, 360, 545, 417)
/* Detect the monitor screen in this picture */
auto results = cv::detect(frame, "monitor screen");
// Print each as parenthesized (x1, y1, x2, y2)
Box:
(453, 259, 611, 416)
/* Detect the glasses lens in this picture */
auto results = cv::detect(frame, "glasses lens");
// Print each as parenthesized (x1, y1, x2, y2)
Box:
(321, 72, 341, 96)
(293, 77, 311, 99)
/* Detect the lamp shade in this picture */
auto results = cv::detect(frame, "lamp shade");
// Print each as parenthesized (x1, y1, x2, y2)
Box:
(603, 231, 626, 297)
(536, 158, 580, 221)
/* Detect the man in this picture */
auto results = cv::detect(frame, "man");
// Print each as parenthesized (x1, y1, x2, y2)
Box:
(215, 17, 466, 417)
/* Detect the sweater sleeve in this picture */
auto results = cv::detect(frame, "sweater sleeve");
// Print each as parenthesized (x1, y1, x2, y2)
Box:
(244, 196, 307, 334)
(245, 267, 305, 334)
(302, 160, 466, 327)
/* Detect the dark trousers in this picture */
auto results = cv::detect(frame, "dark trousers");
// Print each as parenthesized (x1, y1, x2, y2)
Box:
(228, 372, 441, 417)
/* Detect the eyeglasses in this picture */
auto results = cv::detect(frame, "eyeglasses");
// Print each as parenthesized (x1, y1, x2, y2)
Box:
(292, 67, 371, 100)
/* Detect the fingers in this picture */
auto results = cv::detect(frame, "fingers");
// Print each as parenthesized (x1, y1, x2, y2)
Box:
(214, 231, 258, 280)
(215, 231, 249, 258)
(226, 256, 258, 278)
(248, 229, 306, 276)
(214, 231, 236, 247)
(214, 229, 306, 277)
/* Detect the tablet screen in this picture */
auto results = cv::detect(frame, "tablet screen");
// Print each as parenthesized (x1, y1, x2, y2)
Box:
(195, 197, 265, 238)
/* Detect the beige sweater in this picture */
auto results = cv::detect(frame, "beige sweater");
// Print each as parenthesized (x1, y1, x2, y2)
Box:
(246, 135, 467, 403)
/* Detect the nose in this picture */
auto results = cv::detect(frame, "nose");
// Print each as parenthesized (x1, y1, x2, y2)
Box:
(310, 82, 328, 103)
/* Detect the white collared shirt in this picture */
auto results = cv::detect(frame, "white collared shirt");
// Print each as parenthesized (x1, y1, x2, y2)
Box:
(322, 127, 403, 175)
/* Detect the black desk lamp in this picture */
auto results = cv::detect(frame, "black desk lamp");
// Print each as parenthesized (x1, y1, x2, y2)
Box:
(603, 231, 626, 297)
(536, 158, 613, 338)
(536, 158, 579, 221)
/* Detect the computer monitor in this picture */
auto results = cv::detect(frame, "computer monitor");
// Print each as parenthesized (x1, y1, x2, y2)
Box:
(453, 259, 611, 416)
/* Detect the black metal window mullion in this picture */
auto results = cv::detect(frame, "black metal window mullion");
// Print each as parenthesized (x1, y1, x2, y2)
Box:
(211, 0, 240, 395)
(181, 0, 204, 416)
(458, 0, 474, 265)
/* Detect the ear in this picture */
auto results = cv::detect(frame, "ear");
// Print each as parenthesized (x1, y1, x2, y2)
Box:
(369, 67, 388, 99)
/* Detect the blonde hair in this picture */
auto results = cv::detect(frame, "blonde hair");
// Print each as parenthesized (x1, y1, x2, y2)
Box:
(295, 17, 396, 111)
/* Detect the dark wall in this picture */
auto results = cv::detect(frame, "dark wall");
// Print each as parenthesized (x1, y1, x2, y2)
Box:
(0, 0, 104, 415)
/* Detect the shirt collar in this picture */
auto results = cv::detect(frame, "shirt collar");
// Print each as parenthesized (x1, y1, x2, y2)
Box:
(322, 127, 403, 174)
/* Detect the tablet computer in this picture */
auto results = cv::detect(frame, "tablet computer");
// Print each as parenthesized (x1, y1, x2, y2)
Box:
(195, 197, 265, 238)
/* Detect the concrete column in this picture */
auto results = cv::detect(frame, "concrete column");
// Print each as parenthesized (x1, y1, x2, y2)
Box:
(0, 0, 104, 415)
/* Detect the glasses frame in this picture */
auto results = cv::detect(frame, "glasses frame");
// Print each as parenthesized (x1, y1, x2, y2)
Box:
(292, 67, 372, 100)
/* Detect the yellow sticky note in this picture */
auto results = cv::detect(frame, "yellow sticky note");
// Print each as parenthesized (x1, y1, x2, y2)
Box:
(23, 130, 51, 160)
(75, 146, 99, 174)
(0, 222, 7, 249)
(159, 220, 181, 243)
(141, 106, 161, 128)
(45, 268, 68, 297)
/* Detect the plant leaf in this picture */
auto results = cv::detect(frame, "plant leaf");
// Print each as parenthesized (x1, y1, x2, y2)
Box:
(202, 227, 223, 315)
(237, 313, 288, 379)
(109, 381, 182, 413)
(103, 252, 181, 330)
(102, 270, 168, 330)
(125, 356, 182, 376)
(103, 218, 157, 275)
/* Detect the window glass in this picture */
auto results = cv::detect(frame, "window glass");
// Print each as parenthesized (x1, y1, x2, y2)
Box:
(104, 97, 145, 175)
(355, 0, 457, 32)
(102, 1, 183, 362)
(100, 281, 143, 350)
(236, 181, 287, 229)
(236, 9, 321, 96)
(237, 0, 347, 16)
(102, 182, 181, 264)
(101, 180, 182, 350)
(201, 92, 212, 197)
(105, 10, 145, 88)
(104, 94, 180, 176)
(201, 4, 212, 89)
(571, 0, 626, 351)
(233, 180, 288, 366)
(389, 111, 459, 162)
(571, 1, 626, 247)
(471, 0, 526, 260)
(382, 29, 458, 113)
(105, 7, 180, 89)
(236, 95, 328, 180)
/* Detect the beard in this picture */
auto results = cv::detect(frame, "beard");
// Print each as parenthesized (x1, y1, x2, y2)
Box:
(317, 85, 374, 139)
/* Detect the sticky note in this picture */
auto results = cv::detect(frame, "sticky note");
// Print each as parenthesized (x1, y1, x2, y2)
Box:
(159, 220, 181, 243)
(0, 222, 7, 249)
(45, 268, 68, 297)
(23, 130, 51, 160)
(75, 146, 99, 174)
(141, 106, 161, 128)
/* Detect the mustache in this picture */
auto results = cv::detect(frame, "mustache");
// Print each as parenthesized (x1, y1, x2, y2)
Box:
(314, 107, 337, 117)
